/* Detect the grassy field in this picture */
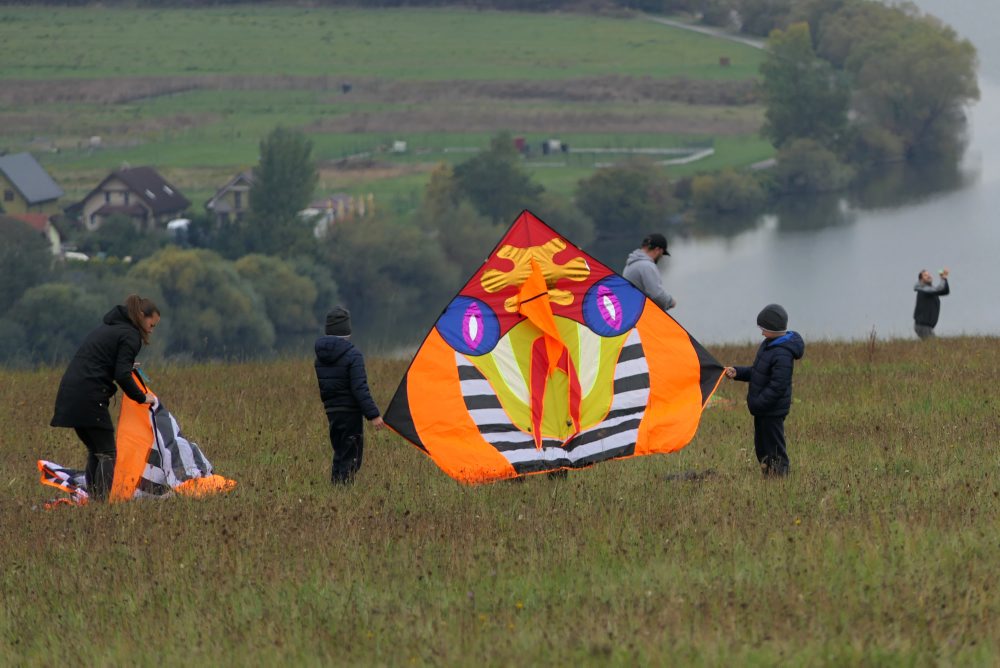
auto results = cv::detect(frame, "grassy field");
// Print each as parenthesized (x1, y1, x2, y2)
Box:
(0, 6, 770, 204)
(2, 336, 998, 664)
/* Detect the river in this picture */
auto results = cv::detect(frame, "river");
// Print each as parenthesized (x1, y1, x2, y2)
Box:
(587, 0, 1000, 345)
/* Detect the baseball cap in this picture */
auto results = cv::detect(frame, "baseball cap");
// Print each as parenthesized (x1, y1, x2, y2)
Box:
(643, 233, 670, 256)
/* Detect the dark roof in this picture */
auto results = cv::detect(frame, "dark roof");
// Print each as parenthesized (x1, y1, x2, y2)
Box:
(80, 166, 190, 216)
(113, 166, 190, 214)
(0, 152, 64, 204)
(205, 170, 254, 210)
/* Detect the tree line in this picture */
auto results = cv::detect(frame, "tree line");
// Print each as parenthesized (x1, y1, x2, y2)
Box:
(1, 0, 979, 365)
(2, 127, 676, 366)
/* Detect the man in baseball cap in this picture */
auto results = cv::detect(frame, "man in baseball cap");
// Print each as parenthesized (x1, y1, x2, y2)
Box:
(622, 232, 676, 311)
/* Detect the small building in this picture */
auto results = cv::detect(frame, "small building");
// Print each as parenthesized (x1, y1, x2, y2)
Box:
(205, 170, 254, 225)
(301, 193, 374, 238)
(72, 166, 190, 231)
(9, 212, 61, 256)
(0, 152, 64, 216)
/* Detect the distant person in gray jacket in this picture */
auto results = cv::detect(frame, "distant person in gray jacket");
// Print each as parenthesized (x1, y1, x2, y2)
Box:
(913, 267, 950, 339)
(622, 233, 676, 311)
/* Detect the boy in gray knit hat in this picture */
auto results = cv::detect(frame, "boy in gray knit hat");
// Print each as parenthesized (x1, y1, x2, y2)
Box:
(314, 306, 384, 484)
(724, 304, 805, 476)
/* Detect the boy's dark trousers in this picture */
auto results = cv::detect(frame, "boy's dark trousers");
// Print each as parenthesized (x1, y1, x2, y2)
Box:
(327, 410, 364, 484)
(753, 415, 789, 475)
(74, 426, 116, 501)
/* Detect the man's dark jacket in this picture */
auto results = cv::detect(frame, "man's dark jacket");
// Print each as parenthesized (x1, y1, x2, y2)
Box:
(733, 331, 805, 417)
(913, 278, 950, 327)
(51, 306, 147, 429)
(314, 335, 380, 419)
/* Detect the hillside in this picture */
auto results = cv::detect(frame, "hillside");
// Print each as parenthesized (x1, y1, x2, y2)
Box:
(3, 336, 997, 663)
(0, 6, 770, 204)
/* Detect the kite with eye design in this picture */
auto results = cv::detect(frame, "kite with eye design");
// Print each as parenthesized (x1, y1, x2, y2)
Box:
(385, 210, 723, 483)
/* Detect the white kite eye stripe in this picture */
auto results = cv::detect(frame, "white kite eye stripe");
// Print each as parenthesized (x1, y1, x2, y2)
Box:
(456, 330, 651, 474)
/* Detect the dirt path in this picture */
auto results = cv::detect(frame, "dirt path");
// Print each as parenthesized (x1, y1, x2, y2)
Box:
(641, 14, 766, 50)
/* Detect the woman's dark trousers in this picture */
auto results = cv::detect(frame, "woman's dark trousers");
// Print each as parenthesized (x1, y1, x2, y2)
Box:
(74, 427, 116, 500)
(328, 411, 364, 484)
(753, 415, 789, 476)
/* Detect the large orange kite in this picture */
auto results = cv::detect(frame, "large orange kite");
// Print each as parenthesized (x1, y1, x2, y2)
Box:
(385, 210, 723, 483)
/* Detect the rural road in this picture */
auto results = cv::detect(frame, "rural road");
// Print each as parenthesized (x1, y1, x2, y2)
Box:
(641, 14, 766, 50)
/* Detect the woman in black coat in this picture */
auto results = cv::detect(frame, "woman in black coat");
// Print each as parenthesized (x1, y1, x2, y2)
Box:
(50, 294, 160, 500)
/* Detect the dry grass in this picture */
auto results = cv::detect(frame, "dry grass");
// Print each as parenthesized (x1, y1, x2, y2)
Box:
(2, 336, 997, 664)
(0, 75, 755, 108)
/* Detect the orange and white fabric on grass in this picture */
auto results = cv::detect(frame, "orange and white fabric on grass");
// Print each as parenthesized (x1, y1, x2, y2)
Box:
(39, 371, 236, 506)
(384, 210, 724, 484)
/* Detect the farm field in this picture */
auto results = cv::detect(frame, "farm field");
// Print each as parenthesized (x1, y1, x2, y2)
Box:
(2, 337, 998, 664)
(0, 6, 770, 205)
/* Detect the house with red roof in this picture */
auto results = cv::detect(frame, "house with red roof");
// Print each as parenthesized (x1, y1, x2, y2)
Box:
(8, 212, 62, 255)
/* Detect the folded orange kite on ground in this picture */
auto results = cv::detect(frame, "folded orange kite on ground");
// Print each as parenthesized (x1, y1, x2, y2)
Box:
(39, 370, 236, 506)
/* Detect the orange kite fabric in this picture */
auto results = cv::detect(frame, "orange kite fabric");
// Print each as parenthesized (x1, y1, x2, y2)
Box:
(384, 210, 724, 484)
(39, 370, 236, 505)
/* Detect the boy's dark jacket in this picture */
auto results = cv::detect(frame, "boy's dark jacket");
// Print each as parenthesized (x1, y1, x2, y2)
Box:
(733, 331, 805, 417)
(314, 335, 380, 419)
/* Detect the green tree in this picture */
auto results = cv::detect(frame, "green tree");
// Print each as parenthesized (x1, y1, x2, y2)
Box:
(691, 168, 766, 213)
(453, 131, 543, 224)
(738, 0, 793, 37)
(810, 2, 978, 161)
(759, 22, 850, 149)
(0, 318, 28, 366)
(773, 138, 855, 193)
(73, 214, 167, 260)
(234, 254, 319, 337)
(321, 215, 459, 344)
(533, 191, 595, 247)
(289, 255, 341, 327)
(415, 164, 504, 279)
(246, 126, 319, 256)
(699, 0, 738, 27)
(0, 216, 53, 313)
(7, 283, 105, 365)
(127, 247, 275, 358)
(575, 158, 677, 240)
(852, 17, 978, 160)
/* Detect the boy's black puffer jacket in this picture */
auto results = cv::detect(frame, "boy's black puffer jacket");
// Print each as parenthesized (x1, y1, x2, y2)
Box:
(314, 335, 380, 419)
(733, 331, 805, 417)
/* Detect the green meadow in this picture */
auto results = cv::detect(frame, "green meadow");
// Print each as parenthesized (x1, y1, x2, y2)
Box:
(0, 6, 770, 204)
(2, 337, 998, 664)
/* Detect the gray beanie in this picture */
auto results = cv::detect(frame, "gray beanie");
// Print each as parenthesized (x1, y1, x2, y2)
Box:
(756, 304, 788, 332)
(325, 306, 351, 336)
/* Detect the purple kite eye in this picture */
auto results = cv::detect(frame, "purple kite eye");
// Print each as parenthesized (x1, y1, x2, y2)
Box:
(462, 303, 484, 349)
(437, 296, 500, 355)
(582, 276, 644, 337)
(597, 285, 623, 330)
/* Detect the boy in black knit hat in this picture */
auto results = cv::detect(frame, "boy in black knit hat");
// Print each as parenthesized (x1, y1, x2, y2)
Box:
(314, 306, 384, 484)
(724, 304, 805, 476)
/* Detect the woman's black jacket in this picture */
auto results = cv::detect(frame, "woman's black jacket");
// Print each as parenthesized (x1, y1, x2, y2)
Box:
(733, 331, 805, 417)
(50, 306, 146, 429)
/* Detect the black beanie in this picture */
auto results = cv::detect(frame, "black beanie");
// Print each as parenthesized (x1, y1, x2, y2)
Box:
(756, 304, 788, 332)
(325, 306, 351, 336)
